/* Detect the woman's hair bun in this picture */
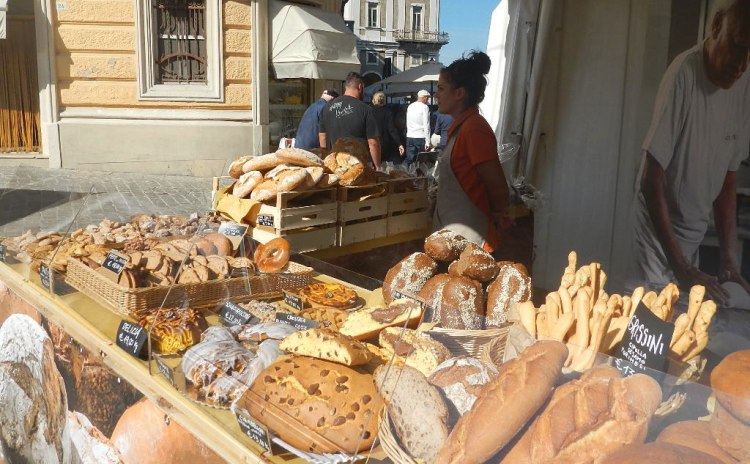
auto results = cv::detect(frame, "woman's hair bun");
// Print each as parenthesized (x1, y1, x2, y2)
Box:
(466, 51, 491, 75)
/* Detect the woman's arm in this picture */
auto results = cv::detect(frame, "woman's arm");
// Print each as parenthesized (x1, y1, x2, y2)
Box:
(476, 159, 509, 229)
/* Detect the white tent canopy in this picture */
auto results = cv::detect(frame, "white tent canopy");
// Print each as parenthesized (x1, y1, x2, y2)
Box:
(365, 61, 444, 96)
(269, 0, 360, 80)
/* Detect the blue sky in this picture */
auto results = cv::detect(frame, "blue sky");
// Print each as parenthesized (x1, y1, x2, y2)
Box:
(439, 0, 499, 65)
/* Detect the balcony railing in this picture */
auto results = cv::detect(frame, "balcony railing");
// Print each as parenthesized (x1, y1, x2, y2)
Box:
(393, 29, 449, 44)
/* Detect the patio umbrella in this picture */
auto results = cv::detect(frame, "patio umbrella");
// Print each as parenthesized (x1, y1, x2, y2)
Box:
(365, 61, 444, 97)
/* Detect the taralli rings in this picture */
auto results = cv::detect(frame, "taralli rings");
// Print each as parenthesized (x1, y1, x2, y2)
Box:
(253, 237, 291, 273)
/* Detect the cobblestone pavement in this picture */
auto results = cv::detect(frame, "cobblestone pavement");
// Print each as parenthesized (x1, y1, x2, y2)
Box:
(0, 166, 213, 236)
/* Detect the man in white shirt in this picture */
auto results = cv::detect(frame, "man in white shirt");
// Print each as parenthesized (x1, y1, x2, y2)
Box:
(404, 89, 431, 165)
(633, 0, 750, 305)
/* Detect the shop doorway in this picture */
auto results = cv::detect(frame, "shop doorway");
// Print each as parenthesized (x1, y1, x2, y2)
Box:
(0, 1, 41, 154)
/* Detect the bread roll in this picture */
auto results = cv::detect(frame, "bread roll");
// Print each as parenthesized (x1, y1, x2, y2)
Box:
(435, 340, 568, 464)
(279, 328, 372, 366)
(203, 232, 233, 257)
(709, 401, 750, 461)
(375, 364, 448, 462)
(418, 273, 451, 322)
(382, 252, 438, 304)
(424, 229, 470, 262)
(448, 243, 498, 282)
(599, 443, 723, 464)
(656, 420, 738, 464)
(486, 261, 532, 327)
(428, 356, 496, 418)
(379, 327, 450, 377)
(438, 276, 485, 330)
(710, 349, 750, 423)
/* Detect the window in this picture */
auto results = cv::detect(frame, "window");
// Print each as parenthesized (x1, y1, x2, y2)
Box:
(411, 54, 423, 67)
(136, 0, 223, 101)
(411, 5, 422, 31)
(367, 51, 379, 65)
(367, 2, 378, 28)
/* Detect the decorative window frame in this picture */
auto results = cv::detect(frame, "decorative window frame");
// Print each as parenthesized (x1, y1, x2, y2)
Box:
(411, 4, 423, 32)
(366, 50, 379, 64)
(366, 1, 379, 28)
(135, 0, 224, 101)
(410, 53, 423, 67)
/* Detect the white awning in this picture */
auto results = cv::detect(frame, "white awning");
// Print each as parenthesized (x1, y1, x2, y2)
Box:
(269, 0, 360, 80)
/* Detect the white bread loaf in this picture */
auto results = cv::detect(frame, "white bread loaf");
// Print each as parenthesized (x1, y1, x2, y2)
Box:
(379, 327, 450, 377)
(276, 147, 324, 167)
(242, 153, 285, 172)
(279, 328, 372, 366)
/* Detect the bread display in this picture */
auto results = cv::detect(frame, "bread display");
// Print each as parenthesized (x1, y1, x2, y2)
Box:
(486, 261, 532, 326)
(382, 252, 437, 304)
(136, 307, 208, 354)
(298, 282, 359, 309)
(424, 229, 470, 262)
(500, 365, 662, 464)
(428, 356, 497, 417)
(378, 327, 450, 377)
(439, 276, 486, 330)
(323, 152, 365, 186)
(339, 298, 423, 340)
(435, 340, 568, 464)
(375, 364, 449, 462)
(240, 356, 382, 454)
(656, 421, 739, 464)
(598, 443, 723, 464)
(279, 328, 372, 366)
(448, 243, 499, 282)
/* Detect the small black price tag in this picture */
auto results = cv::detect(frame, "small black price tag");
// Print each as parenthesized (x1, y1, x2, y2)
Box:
(0, 244, 6, 262)
(283, 291, 305, 311)
(154, 354, 186, 391)
(257, 214, 275, 228)
(236, 410, 273, 453)
(39, 262, 51, 291)
(156, 356, 175, 385)
(218, 221, 249, 237)
(275, 312, 319, 330)
(115, 320, 148, 358)
(615, 302, 674, 379)
(219, 301, 254, 327)
(102, 251, 128, 277)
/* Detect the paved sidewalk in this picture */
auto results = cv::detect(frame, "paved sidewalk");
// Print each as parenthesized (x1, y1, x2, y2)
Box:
(0, 166, 214, 236)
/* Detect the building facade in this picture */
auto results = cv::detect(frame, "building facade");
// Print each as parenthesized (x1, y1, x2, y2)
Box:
(343, 0, 447, 86)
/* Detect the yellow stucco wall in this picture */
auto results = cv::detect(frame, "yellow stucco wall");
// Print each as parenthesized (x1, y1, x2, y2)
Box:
(55, 0, 253, 109)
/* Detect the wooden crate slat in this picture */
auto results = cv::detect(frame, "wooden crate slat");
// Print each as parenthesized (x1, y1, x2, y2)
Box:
(338, 218, 388, 246)
(387, 211, 430, 236)
(338, 197, 389, 223)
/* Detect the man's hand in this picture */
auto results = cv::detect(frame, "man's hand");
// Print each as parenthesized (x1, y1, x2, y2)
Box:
(718, 263, 750, 296)
(675, 265, 730, 306)
(424, 143, 430, 152)
(398, 145, 405, 157)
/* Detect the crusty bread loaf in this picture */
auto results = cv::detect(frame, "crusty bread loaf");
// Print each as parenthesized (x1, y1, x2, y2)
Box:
(424, 229, 470, 262)
(242, 356, 382, 454)
(331, 137, 369, 164)
(656, 420, 738, 464)
(428, 356, 496, 417)
(438, 276, 485, 330)
(232, 170, 262, 198)
(500, 366, 663, 464)
(250, 179, 278, 202)
(275, 167, 308, 192)
(276, 147, 324, 167)
(375, 364, 449, 463)
(382, 252, 437, 304)
(599, 443, 723, 464)
(435, 340, 568, 464)
(303, 166, 325, 189)
(203, 232, 233, 257)
(323, 152, 364, 186)
(339, 298, 423, 340)
(279, 328, 372, 366)
(418, 273, 451, 322)
(242, 153, 285, 172)
(486, 261, 532, 327)
(710, 349, 750, 423)
(379, 327, 450, 377)
(448, 243, 498, 282)
(228, 155, 251, 178)
(709, 401, 750, 461)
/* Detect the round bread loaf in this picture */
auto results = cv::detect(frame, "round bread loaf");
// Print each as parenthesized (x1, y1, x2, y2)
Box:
(332, 137, 369, 164)
(710, 349, 750, 424)
(242, 153, 285, 172)
(598, 443, 722, 464)
(424, 229, 470, 262)
(448, 243, 498, 282)
(189, 237, 217, 256)
(228, 155, 251, 179)
(418, 273, 451, 322)
(428, 356, 496, 417)
(203, 232, 233, 257)
(439, 276, 485, 330)
(276, 147, 324, 167)
(708, 400, 750, 461)
(232, 170, 262, 198)
(382, 252, 438, 304)
(656, 420, 738, 464)
(486, 261, 532, 327)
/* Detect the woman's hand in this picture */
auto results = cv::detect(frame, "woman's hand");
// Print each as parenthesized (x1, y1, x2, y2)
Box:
(674, 264, 730, 306)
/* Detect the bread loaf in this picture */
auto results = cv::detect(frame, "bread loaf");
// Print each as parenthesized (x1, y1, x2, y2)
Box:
(338, 298, 423, 340)
(276, 147, 324, 167)
(424, 229, 470, 262)
(228, 155, 251, 178)
(242, 153, 285, 172)
(486, 261, 532, 327)
(232, 170, 262, 198)
(242, 356, 382, 454)
(500, 365, 663, 464)
(382, 252, 438, 304)
(428, 356, 496, 417)
(710, 349, 750, 424)
(435, 340, 568, 464)
(275, 167, 308, 192)
(279, 328, 372, 366)
(656, 420, 738, 464)
(379, 327, 450, 377)
(599, 443, 723, 464)
(438, 276, 485, 330)
(709, 401, 750, 461)
(375, 365, 448, 462)
(448, 243, 498, 282)
(250, 180, 279, 202)
(331, 137, 369, 164)
(418, 273, 451, 322)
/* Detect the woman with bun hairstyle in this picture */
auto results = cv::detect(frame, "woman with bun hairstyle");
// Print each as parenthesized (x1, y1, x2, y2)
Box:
(433, 51, 509, 251)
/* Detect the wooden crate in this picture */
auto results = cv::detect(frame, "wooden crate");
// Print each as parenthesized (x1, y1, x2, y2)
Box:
(337, 183, 389, 246)
(254, 188, 338, 231)
(387, 177, 430, 235)
(251, 224, 337, 253)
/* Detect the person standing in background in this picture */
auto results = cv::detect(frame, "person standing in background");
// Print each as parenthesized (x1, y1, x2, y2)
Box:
(319, 72, 381, 170)
(371, 91, 405, 164)
(432, 111, 455, 150)
(294, 88, 339, 150)
(404, 89, 431, 165)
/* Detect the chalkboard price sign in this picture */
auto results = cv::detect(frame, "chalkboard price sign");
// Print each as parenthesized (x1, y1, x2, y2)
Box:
(39, 262, 51, 292)
(115, 320, 148, 358)
(615, 302, 674, 379)
(236, 411, 273, 453)
(283, 291, 304, 311)
(275, 312, 319, 330)
(218, 221, 249, 237)
(102, 251, 128, 276)
(256, 215, 275, 228)
(156, 356, 175, 386)
(219, 301, 254, 327)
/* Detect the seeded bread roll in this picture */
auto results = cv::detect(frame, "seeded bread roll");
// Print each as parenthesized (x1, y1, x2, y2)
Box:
(279, 328, 372, 366)
(375, 364, 449, 463)
(241, 356, 382, 454)
(438, 276, 485, 330)
(448, 243, 499, 282)
(656, 421, 738, 464)
(378, 327, 450, 377)
(424, 229, 470, 262)
(382, 252, 438, 304)
(486, 261, 532, 327)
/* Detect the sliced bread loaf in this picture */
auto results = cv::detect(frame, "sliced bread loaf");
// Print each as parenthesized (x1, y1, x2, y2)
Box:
(279, 328, 372, 366)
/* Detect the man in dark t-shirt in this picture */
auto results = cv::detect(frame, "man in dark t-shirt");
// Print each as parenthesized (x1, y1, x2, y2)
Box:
(319, 72, 381, 170)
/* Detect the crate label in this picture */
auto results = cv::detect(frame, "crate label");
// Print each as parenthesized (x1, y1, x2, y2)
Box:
(236, 411, 273, 453)
(275, 312, 319, 330)
(257, 215, 275, 228)
(218, 221, 248, 237)
(283, 291, 305, 311)
(0, 244, 5, 262)
(102, 251, 128, 277)
(615, 302, 673, 379)
(220, 301, 253, 327)
(39, 262, 51, 292)
(116, 321, 148, 358)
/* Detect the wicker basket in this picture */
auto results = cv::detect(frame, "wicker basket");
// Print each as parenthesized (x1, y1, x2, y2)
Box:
(378, 408, 420, 464)
(479, 333, 508, 369)
(425, 324, 511, 358)
(65, 257, 312, 317)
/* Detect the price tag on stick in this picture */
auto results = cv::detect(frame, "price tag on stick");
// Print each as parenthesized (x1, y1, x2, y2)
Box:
(219, 301, 255, 327)
(236, 410, 273, 453)
(283, 291, 305, 311)
(115, 320, 148, 358)
(39, 262, 52, 292)
(275, 312, 319, 330)
(614, 302, 674, 380)
(102, 251, 128, 277)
